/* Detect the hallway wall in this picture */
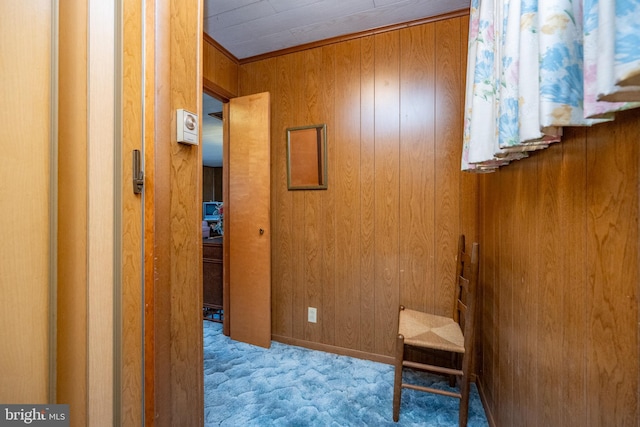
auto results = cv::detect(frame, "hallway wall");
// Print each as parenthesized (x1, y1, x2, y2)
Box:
(238, 13, 477, 360)
(477, 107, 640, 426)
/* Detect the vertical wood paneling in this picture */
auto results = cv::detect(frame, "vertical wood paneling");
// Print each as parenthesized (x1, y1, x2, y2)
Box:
(478, 107, 639, 426)
(335, 39, 362, 349)
(497, 165, 514, 427)
(538, 144, 563, 426)
(359, 35, 376, 354)
(238, 58, 276, 96)
(167, 0, 202, 424)
(434, 18, 462, 316)
(510, 158, 527, 425)
(290, 53, 306, 341)
(121, 0, 143, 423)
(143, 0, 158, 422)
(273, 54, 295, 337)
(479, 174, 498, 414)
(151, 0, 173, 423)
(398, 24, 435, 314)
(559, 128, 587, 427)
(239, 15, 475, 360)
(320, 45, 337, 347)
(586, 110, 638, 426)
(521, 156, 539, 427)
(301, 48, 324, 343)
(203, 37, 238, 97)
(374, 31, 401, 356)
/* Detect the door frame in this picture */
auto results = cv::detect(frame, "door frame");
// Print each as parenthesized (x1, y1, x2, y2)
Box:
(203, 85, 231, 336)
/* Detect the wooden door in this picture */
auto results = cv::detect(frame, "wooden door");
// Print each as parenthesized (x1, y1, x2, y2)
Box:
(1, 0, 53, 403)
(228, 92, 271, 348)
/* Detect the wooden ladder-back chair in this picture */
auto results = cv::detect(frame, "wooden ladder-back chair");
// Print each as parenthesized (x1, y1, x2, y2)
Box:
(392, 234, 479, 427)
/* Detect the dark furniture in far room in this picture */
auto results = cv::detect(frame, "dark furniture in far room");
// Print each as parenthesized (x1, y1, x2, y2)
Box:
(203, 237, 223, 322)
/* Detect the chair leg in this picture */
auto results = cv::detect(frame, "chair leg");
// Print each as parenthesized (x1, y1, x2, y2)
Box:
(392, 334, 405, 422)
(459, 374, 470, 427)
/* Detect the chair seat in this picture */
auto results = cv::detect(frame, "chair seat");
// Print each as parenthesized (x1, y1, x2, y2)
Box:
(398, 308, 465, 354)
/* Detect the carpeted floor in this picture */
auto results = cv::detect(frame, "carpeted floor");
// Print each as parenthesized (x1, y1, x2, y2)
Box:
(204, 320, 489, 426)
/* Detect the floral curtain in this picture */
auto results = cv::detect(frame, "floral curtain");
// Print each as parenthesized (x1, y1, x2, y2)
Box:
(462, 0, 640, 172)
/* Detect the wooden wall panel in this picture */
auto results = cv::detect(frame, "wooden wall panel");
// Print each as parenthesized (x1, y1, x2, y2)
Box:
(301, 48, 324, 344)
(585, 110, 638, 426)
(290, 52, 306, 342)
(121, 0, 143, 423)
(398, 24, 436, 315)
(151, 1, 173, 424)
(168, 0, 203, 424)
(334, 39, 361, 350)
(537, 145, 563, 426)
(142, 0, 158, 422)
(239, 14, 475, 361)
(373, 30, 401, 356)
(320, 45, 337, 347)
(497, 165, 514, 427)
(151, 1, 203, 425)
(203, 36, 238, 98)
(272, 54, 295, 338)
(359, 35, 376, 356)
(559, 128, 587, 427)
(477, 107, 640, 426)
(434, 18, 463, 317)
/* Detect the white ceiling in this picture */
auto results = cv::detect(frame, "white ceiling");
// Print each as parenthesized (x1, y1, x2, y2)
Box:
(204, 0, 470, 59)
(201, 0, 471, 167)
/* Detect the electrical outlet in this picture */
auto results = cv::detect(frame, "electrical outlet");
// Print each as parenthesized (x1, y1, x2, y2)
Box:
(308, 307, 317, 323)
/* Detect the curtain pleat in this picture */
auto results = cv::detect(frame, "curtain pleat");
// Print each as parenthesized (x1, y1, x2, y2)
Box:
(462, 0, 640, 172)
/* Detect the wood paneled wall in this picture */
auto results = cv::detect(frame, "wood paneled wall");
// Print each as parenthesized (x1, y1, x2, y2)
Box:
(149, 0, 203, 425)
(477, 107, 640, 426)
(203, 34, 239, 99)
(238, 14, 476, 360)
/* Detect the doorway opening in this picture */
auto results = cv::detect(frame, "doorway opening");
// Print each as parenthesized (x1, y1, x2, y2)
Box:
(202, 91, 225, 326)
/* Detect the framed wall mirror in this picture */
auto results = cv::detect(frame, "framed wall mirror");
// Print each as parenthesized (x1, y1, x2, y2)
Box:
(286, 124, 327, 190)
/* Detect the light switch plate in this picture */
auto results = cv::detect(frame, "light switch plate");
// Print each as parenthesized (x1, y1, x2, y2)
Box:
(177, 109, 198, 145)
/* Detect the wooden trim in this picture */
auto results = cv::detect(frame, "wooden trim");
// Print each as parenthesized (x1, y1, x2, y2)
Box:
(143, 0, 157, 425)
(222, 101, 230, 337)
(239, 8, 469, 64)
(476, 377, 497, 427)
(203, 77, 233, 102)
(203, 31, 239, 64)
(57, 0, 88, 420)
(151, 0, 172, 424)
(272, 335, 395, 365)
(87, 0, 116, 423)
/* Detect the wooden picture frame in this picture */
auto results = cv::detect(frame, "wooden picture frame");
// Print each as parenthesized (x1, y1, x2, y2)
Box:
(286, 124, 327, 190)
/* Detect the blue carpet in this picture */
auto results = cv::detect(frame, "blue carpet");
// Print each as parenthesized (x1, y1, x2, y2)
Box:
(204, 321, 489, 426)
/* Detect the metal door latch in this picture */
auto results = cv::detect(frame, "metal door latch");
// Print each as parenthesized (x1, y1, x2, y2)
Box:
(132, 149, 144, 194)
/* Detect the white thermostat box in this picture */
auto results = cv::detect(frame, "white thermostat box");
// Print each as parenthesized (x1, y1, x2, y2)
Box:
(177, 109, 198, 145)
